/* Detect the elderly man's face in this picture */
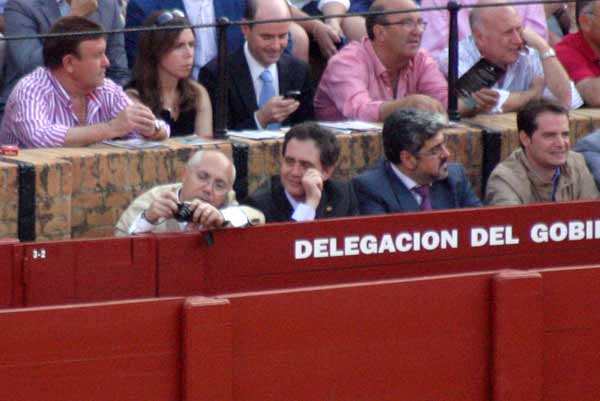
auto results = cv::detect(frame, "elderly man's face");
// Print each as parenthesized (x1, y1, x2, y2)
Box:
(473, 7, 523, 67)
(180, 152, 234, 208)
(580, 2, 600, 49)
(70, 38, 110, 92)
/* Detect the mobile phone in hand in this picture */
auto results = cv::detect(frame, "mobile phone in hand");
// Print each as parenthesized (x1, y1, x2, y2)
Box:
(284, 90, 301, 101)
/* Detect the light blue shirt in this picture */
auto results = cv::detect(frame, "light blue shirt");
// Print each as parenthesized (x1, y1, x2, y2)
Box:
(438, 36, 583, 112)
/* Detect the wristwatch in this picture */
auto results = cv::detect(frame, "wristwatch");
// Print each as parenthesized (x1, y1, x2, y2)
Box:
(540, 47, 556, 60)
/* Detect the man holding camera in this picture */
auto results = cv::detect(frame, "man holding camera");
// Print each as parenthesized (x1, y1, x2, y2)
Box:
(115, 150, 264, 236)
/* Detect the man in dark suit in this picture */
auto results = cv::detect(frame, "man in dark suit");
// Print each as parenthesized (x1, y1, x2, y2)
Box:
(199, 0, 313, 131)
(353, 108, 482, 215)
(246, 122, 358, 222)
(1, 0, 130, 113)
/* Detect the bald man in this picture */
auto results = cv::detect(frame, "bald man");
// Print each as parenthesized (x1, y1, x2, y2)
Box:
(314, 0, 448, 122)
(199, 0, 314, 131)
(438, 0, 581, 114)
(115, 150, 264, 236)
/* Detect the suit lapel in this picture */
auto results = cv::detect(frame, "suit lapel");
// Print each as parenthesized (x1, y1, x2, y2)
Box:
(384, 162, 420, 212)
(277, 56, 289, 95)
(271, 177, 294, 221)
(231, 52, 258, 116)
(430, 180, 452, 209)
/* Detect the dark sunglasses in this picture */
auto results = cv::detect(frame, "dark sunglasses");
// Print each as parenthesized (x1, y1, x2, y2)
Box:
(156, 9, 186, 26)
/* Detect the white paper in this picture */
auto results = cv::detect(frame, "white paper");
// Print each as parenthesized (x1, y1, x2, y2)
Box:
(227, 130, 285, 140)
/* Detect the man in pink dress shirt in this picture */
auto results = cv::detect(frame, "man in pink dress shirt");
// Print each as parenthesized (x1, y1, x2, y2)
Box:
(314, 0, 448, 122)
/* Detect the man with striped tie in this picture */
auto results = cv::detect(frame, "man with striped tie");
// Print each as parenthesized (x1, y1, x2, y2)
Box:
(199, 0, 314, 131)
(0, 16, 168, 148)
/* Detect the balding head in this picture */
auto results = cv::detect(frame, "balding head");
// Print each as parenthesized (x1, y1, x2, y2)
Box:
(470, 0, 523, 66)
(245, 0, 290, 21)
(367, 0, 418, 40)
(181, 150, 236, 208)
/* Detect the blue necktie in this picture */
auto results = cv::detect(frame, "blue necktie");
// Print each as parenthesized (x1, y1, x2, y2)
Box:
(258, 70, 280, 130)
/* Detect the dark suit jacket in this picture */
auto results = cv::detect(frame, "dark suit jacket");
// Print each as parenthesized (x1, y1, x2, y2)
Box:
(1, 0, 130, 110)
(245, 176, 358, 223)
(125, 0, 246, 68)
(352, 160, 482, 215)
(199, 49, 314, 131)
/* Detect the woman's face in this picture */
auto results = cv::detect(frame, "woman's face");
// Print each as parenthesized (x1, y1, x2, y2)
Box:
(159, 28, 195, 79)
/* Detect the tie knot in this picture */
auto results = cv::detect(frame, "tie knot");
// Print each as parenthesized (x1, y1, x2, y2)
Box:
(413, 185, 430, 198)
(260, 70, 273, 83)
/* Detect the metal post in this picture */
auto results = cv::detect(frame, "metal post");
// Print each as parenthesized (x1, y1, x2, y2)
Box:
(214, 17, 231, 139)
(447, 1, 461, 121)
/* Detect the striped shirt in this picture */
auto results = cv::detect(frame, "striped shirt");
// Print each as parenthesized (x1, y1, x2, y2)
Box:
(0, 67, 135, 148)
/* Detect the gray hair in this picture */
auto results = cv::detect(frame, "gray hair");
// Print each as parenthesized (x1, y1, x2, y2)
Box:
(382, 109, 447, 163)
(187, 150, 237, 184)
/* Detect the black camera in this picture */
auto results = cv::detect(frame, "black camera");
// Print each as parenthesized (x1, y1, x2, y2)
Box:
(174, 202, 194, 222)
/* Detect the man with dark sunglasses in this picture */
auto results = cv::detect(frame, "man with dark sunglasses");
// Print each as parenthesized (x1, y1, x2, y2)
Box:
(352, 108, 481, 215)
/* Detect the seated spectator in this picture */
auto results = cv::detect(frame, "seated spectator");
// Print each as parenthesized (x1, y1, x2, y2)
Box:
(486, 99, 598, 205)
(555, 0, 600, 106)
(438, 0, 581, 115)
(127, 11, 213, 137)
(199, 0, 313, 131)
(116, 150, 264, 235)
(0, 17, 167, 148)
(422, 0, 548, 59)
(125, 0, 245, 77)
(353, 108, 481, 214)
(1, 0, 130, 115)
(245, 122, 359, 222)
(287, 0, 351, 61)
(314, 0, 447, 122)
(574, 130, 600, 190)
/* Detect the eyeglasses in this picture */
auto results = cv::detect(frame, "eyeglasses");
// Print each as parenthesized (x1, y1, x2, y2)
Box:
(156, 9, 186, 26)
(196, 171, 230, 194)
(379, 18, 428, 31)
(416, 140, 449, 158)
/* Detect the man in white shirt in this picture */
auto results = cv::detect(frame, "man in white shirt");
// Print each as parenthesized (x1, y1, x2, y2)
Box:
(115, 150, 264, 235)
(438, 0, 582, 115)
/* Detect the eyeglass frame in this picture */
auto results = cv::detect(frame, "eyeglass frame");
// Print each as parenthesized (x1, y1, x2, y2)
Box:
(378, 17, 428, 31)
(414, 134, 449, 158)
(156, 9, 186, 26)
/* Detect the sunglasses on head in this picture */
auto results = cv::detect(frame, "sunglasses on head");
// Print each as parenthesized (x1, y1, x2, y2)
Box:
(156, 9, 186, 26)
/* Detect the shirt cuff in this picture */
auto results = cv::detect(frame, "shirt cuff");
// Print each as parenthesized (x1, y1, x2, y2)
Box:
(128, 211, 156, 235)
(253, 111, 265, 130)
(491, 89, 510, 113)
(292, 203, 317, 222)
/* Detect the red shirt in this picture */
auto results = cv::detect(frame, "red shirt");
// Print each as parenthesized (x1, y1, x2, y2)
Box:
(555, 32, 600, 83)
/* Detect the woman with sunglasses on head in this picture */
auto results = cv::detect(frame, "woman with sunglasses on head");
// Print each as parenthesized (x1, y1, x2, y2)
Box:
(127, 10, 213, 137)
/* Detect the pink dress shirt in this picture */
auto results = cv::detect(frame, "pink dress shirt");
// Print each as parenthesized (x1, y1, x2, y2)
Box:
(421, 0, 548, 60)
(314, 38, 448, 122)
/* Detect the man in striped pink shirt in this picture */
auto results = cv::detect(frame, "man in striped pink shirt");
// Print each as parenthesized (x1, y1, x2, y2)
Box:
(0, 16, 168, 148)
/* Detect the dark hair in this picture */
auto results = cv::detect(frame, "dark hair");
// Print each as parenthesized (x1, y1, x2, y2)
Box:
(517, 99, 568, 143)
(366, 4, 388, 41)
(576, 0, 596, 27)
(382, 108, 446, 163)
(43, 16, 105, 69)
(131, 11, 198, 116)
(282, 122, 340, 168)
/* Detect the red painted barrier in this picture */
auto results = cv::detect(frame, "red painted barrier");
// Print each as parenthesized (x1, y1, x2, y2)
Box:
(19, 236, 156, 306)
(1, 266, 600, 400)
(0, 239, 21, 308)
(0, 297, 184, 401)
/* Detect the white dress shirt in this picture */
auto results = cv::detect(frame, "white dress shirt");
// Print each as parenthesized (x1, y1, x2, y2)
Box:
(285, 189, 317, 222)
(182, 0, 218, 78)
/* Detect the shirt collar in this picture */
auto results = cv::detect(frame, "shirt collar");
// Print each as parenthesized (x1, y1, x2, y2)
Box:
(244, 41, 278, 85)
(389, 161, 421, 191)
(577, 31, 600, 63)
(364, 37, 414, 81)
(284, 189, 301, 211)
